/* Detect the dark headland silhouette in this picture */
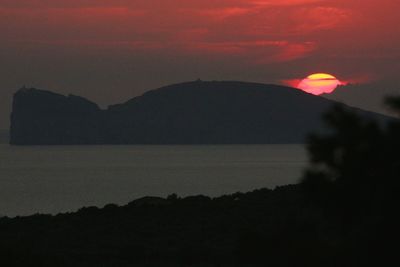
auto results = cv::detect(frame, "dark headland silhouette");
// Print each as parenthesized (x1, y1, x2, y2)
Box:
(10, 81, 388, 145)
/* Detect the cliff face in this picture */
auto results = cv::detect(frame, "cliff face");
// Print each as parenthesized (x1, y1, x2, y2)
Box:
(0, 130, 9, 144)
(8, 81, 387, 145)
(10, 88, 103, 145)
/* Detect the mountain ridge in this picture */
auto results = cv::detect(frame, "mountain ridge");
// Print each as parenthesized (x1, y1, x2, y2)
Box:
(10, 81, 389, 145)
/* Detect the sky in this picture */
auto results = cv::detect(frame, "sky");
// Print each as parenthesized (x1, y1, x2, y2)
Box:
(1, 0, 400, 129)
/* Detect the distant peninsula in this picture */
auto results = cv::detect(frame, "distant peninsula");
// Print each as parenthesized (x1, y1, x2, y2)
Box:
(10, 81, 386, 145)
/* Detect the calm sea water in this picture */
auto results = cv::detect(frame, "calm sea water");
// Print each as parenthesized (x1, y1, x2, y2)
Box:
(0, 144, 308, 217)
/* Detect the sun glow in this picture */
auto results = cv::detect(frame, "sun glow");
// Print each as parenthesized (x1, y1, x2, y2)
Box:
(298, 73, 341, 95)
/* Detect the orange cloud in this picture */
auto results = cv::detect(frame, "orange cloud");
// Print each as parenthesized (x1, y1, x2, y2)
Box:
(273, 42, 317, 62)
(197, 7, 254, 20)
(291, 6, 351, 33)
(251, 0, 324, 7)
(0, 0, 399, 74)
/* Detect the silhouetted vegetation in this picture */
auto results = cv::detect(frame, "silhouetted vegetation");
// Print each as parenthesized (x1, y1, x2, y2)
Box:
(301, 98, 400, 266)
(1, 99, 398, 266)
(0, 186, 313, 267)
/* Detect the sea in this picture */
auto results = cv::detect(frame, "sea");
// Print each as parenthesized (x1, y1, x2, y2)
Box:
(0, 144, 308, 217)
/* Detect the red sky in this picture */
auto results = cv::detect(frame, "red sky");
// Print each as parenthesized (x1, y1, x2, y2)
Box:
(1, 0, 400, 127)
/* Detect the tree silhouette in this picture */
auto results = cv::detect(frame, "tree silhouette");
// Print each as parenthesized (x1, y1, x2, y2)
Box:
(301, 99, 400, 266)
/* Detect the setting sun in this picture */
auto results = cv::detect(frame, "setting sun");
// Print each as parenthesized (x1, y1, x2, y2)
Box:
(298, 73, 341, 95)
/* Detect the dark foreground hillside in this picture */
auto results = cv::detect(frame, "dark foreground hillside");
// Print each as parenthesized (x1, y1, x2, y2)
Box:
(0, 185, 315, 267)
(0, 182, 395, 267)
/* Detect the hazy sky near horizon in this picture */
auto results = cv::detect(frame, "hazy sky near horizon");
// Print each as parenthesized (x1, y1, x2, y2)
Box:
(1, 0, 400, 128)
